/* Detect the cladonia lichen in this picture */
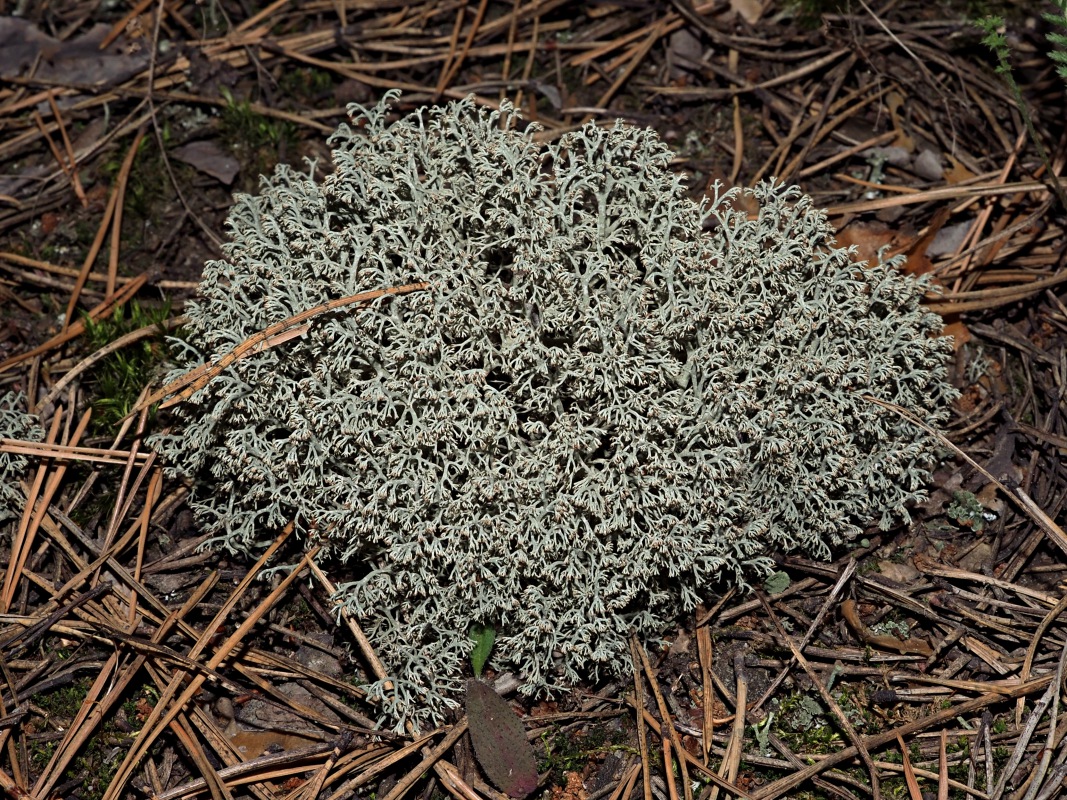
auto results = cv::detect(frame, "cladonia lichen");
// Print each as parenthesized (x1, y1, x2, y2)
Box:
(0, 392, 43, 524)
(150, 92, 957, 730)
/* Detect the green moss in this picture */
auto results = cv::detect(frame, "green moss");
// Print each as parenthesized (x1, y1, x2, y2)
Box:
(538, 723, 632, 785)
(30, 678, 155, 800)
(36, 678, 92, 719)
(112, 133, 176, 225)
(80, 299, 177, 432)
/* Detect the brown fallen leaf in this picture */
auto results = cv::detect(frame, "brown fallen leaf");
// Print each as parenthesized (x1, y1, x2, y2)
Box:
(172, 140, 241, 185)
(0, 18, 150, 88)
(834, 220, 894, 268)
(467, 679, 539, 799)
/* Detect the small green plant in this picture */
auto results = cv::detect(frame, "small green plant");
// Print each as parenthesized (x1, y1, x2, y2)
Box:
(36, 678, 93, 720)
(30, 677, 154, 800)
(763, 570, 791, 595)
(1044, 0, 1067, 80)
(976, 6, 1067, 210)
(279, 67, 334, 99)
(81, 300, 175, 431)
(470, 624, 496, 678)
(218, 87, 296, 176)
(783, 0, 850, 27)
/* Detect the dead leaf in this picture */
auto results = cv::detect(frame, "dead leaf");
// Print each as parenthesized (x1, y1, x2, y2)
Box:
(942, 320, 972, 350)
(890, 205, 953, 277)
(841, 599, 933, 656)
(172, 141, 241, 185)
(957, 541, 993, 573)
(877, 560, 920, 585)
(834, 220, 894, 267)
(0, 18, 151, 89)
(885, 92, 915, 152)
(944, 156, 976, 184)
(730, 0, 765, 25)
(466, 679, 538, 799)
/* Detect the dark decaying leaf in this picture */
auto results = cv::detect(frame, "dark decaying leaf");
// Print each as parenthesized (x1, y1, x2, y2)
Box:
(466, 679, 538, 799)
(171, 141, 241, 185)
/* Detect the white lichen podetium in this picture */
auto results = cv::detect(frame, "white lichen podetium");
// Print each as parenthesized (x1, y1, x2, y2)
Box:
(150, 91, 957, 731)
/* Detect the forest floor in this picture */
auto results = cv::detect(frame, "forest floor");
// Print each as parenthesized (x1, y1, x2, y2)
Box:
(1, 1, 1066, 800)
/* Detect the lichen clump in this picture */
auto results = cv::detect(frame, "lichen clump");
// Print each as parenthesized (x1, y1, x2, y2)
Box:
(1, 392, 42, 525)
(152, 93, 955, 729)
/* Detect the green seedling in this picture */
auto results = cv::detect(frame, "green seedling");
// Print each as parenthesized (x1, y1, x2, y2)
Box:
(470, 623, 496, 679)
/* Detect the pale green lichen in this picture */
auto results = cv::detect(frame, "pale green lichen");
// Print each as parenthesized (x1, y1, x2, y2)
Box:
(0, 392, 43, 524)
(151, 92, 956, 730)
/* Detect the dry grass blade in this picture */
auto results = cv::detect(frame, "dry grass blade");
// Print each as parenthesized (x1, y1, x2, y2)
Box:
(0, 439, 151, 466)
(629, 635, 653, 800)
(997, 641, 1067, 800)
(377, 721, 469, 800)
(32, 651, 122, 797)
(695, 608, 715, 766)
(862, 395, 1067, 558)
(169, 718, 232, 800)
(105, 125, 149, 295)
(827, 179, 1049, 215)
(629, 703, 754, 800)
(894, 734, 924, 800)
(307, 560, 389, 684)
(100, 528, 299, 800)
(752, 676, 1054, 800)
(29, 570, 218, 798)
(153, 742, 348, 800)
(709, 654, 745, 800)
(322, 735, 436, 800)
(433, 759, 483, 800)
(751, 560, 857, 713)
(2, 409, 90, 613)
(937, 730, 948, 800)
(633, 636, 690, 800)
(1020, 593, 1067, 724)
(288, 730, 354, 800)
(608, 763, 642, 800)
(60, 127, 146, 334)
(437, 0, 490, 99)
